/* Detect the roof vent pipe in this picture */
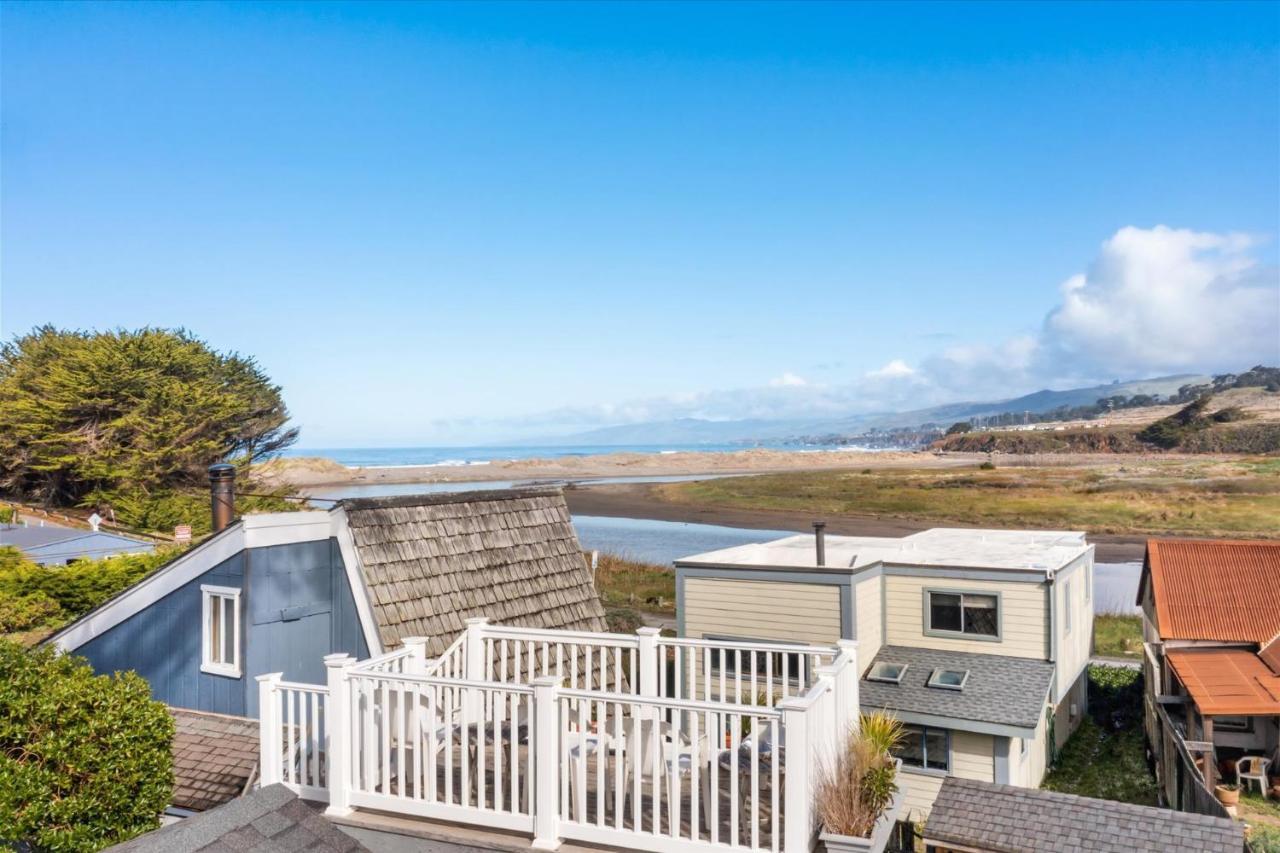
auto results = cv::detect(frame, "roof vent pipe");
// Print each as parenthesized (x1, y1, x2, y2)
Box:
(209, 464, 236, 534)
(813, 521, 826, 566)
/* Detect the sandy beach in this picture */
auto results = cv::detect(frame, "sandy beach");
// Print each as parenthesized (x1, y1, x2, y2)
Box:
(257, 447, 985, 489)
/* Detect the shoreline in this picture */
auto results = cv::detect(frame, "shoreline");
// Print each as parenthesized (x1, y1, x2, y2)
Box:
(258, 447, 987, 489)
(563, 482, 1153, 563)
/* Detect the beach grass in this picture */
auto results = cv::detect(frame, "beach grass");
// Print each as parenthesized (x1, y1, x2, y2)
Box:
(1093, 611, 1144, 659)
(591, 552, 676, 615)
(656, 458, 1280, 538)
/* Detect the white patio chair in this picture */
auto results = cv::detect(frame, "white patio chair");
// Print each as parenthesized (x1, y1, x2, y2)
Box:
(1238, 755, 1272, 798)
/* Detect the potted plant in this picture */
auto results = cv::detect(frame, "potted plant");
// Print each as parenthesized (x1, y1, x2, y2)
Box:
(1215, 782, 1241, 806)
(816, 712, 906, 853)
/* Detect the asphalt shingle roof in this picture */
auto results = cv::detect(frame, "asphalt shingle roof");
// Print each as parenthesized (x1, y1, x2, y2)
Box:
(171, 708, 260, 811)
(860, 645, 1053, 730)
(924, 777, 1243, 853)
(108, 784, 367, 852)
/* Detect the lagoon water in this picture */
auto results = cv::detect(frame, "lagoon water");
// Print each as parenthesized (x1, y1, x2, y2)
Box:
(306, 480, 1142, 615)
(573, 514, 1142, 614)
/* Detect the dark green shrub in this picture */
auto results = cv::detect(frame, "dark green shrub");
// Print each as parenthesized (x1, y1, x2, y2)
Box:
(0, 546, 181, 625)
(979, 460, 996, 470)
(0, 642, 173, 850)
(945, 422, 972, 435)
(1088, 663, 1142, 729)
(0, 592, 62, 633)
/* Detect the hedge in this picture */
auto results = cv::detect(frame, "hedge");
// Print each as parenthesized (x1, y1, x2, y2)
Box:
(0, 642, 174, 850)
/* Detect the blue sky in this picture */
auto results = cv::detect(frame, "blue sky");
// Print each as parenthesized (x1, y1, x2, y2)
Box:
(2, 1, 1278, 445)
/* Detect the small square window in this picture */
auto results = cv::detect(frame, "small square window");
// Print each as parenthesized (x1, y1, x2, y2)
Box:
(868, 661, 908, 684)
(202, 585, 241, 678)
(927, 669, 969, 691)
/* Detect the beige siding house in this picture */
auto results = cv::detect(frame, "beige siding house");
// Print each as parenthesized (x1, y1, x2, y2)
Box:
(675, 527, 1094, 820)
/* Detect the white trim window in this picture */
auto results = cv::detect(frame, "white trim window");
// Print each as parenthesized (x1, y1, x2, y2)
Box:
(201, 585, 242, 678)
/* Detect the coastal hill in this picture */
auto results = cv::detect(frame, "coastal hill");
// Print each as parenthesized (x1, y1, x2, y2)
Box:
(533, 372, 1210, 447)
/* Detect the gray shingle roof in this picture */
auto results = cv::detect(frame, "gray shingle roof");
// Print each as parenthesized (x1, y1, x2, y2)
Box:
(924, 777, 1243, 853)
(860, 645, 1053, 729)
(342, 488, 607, 656)
(170, 708, 259, 812)
(108, 784, 367, 852)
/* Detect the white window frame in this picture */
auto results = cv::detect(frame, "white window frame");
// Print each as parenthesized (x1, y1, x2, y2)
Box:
(201, 585, 242, 678)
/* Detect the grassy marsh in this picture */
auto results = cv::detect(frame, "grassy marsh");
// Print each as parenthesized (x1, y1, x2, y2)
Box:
(657, 458, 1280, 538)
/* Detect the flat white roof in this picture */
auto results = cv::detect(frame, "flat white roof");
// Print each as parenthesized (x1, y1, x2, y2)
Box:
(675, 527, 1090, 574)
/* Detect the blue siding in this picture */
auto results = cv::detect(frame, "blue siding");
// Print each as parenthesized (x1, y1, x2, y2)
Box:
(76, 551, 248, 715)
(74, 537, 369, 718)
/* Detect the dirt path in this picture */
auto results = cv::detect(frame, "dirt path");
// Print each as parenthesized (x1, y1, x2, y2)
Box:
(564, 482, 1155, 563)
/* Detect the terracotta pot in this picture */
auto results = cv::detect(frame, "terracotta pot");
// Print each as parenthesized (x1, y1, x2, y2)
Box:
(1215, 784, 1240, 806)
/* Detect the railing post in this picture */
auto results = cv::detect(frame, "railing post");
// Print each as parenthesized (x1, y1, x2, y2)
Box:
(531, 676, 563, 850)
(636, 627, 660, 697)
(256, 672, 284, 787)
(324, 654, 355, 816)
(401, 636, 430, 675)
(779, 696, 814, 853)
(835, 639, 860, 736)
(465, 617, 490, 681)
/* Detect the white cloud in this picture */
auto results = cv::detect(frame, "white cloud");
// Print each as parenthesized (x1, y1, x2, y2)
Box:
(916, 225, 1279, 395)
(429, 225, 1279, 439)
(1040, 225, 1277, 375)
(769, 372, 809, 387)
(865, 359, 917, 380)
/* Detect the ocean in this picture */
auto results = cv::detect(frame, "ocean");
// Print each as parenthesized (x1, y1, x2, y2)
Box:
(282, 442, 881, 468)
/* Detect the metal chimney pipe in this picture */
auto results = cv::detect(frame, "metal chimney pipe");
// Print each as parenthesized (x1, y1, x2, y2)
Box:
(813, 521, 826, 566)
(209, 464, 236, 533)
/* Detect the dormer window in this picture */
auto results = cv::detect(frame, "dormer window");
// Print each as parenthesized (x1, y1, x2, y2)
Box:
(926, 590, 1000, 639)
(868, 661, 908, 684)
(201, 585, 241, 678)
(927, 668, 969, 691)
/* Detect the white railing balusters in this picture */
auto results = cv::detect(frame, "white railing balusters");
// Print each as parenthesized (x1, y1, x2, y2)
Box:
(261, 626, 868, 853)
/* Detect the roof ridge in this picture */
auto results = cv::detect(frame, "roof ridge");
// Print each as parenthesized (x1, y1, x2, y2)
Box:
(339, 485, 564, 511)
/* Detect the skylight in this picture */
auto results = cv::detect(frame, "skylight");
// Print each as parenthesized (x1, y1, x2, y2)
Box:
(927, 668, 969, 691)
(868, 662, 908, 684)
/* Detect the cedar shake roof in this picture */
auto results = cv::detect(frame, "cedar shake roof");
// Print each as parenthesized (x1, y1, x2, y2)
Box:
(1166, 647, 1280, 716)
(170, 708, 259, 812)
(341, 488, 607, 656)
(1140, 538, 1280, 642)
(924, 777, 1243, 853)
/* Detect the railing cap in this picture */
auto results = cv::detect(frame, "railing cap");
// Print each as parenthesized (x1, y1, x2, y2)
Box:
(400, 635, 430, 646)
(323, 653, 355, 668)
(254, 671, 285, 683)
(635, 627, 662, 637)
(531, 675, 564, 688)
(465, 616, 490, 626)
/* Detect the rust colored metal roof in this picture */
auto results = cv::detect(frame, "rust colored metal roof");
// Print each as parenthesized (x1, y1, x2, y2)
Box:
(1143, 539, 1280, 642)
(1166, 648, 1280, 716)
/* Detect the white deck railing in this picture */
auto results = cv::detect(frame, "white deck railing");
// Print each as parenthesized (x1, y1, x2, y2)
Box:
(258, 621, 868, 853)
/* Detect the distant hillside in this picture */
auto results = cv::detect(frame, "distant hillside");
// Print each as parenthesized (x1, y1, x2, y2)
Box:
(934, 387, 1280, 455)
(539, 372, 1211, 447)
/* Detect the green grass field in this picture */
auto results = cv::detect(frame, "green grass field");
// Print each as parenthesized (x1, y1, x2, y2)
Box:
(1093, 612, 1143, 658)
(657, 457, 1280, 537)
(592, 552, 677, 615)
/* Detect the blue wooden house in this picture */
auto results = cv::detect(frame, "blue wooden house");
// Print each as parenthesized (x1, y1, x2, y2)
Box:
(50, 488, 607, 719)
